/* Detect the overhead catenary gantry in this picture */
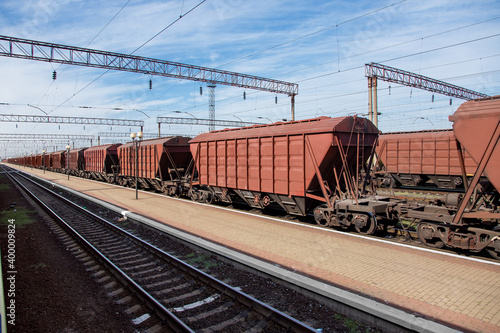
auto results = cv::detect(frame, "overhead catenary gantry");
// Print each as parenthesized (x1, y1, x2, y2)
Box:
(364, 62, 490, 127)
(156, 117, 264, 136)
(0, 133, 95, 140)
(0, 114, 144, 131)
(0, 35, 299, 127)
(0, 133, 95, 156)
(96, 131, 185, 145)
(0, 138, 92, 158)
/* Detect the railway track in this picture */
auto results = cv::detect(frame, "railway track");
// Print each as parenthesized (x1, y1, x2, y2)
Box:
(6, 167, 317, 332)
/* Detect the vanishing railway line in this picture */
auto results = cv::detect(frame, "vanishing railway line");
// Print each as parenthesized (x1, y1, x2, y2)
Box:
(5, 166, 317, 332)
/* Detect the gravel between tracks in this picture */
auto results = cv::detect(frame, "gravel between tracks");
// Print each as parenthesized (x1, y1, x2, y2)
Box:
(1, 170, 379, 332)
(0, 172, 135, 332)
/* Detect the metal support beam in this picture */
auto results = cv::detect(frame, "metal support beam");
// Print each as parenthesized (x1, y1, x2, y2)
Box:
(365, 62, 489, 101)
(156, 117, 263, 128)
(97, 132, 182, 138)
(368, 77, 373, 123)
(0, 133, 94, 140)
(0, 114, 143, 127)
(0, 35, 298, 96)
(208, 84, 216, 131)
(97, 131, 184, 145)
(373, 76, 378, 127)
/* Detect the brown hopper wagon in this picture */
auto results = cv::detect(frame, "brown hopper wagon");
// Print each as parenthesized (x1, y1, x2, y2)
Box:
(189, 116, 393, 234)
(376, 130, 480, 189)
(34, 153, 43, 168)
(67, 148, 87, 176)
(42, 152, 51, 170)
(410, 96, 500, 258)
(50, 151, 67, 171)
(118, 137, 192, 193)
(84, 144, 121, 182)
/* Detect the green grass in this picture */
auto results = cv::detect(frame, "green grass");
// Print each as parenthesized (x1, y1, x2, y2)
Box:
(29, 262, 48, 269)
(185, 253, 218, 271)
(333, 314, 374, 333)
(0, 207, 36, 228)
(396, 219, 418, 231)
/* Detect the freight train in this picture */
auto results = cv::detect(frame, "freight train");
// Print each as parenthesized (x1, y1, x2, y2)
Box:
(374, 129, 485, 189)
(5, 96, 500, 259)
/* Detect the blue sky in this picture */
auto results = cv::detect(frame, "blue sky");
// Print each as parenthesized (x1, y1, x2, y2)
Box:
(1, 0, 499, 156)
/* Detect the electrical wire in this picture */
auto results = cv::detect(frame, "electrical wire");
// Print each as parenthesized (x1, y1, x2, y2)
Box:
(86, 0, 132, 47)
(217, 0, 409, 68)
(50, 0, 207, 113)
(278, 17, 500, 80)
(130, 0, 207, 55)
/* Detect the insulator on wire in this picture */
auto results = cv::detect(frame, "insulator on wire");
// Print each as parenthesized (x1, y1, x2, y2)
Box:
(388, 85, 391, 95)
(149, 79, 152, 90)
(243, 91, 246, 100)
(200, 87, 203, 95)
(52, 70, 57, 80)
(275, 96, 278, 104)
(432, 94, 434, 102)
(450, 98, 452, 105)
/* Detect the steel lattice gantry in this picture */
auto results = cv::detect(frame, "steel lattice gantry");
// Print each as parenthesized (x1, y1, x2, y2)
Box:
(0, 133, 95, 140)
(156, 116, 264, 135)
(364, 62, 490, 126)
(0, 133, 95, 158)
(0, 114, 144, 131)
(96, 131, 185, 145)
(0, 35, 299, 122)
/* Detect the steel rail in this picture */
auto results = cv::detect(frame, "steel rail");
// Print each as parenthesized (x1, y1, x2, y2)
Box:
(5, 168, 193, 332)
(6, 166, 317, 333)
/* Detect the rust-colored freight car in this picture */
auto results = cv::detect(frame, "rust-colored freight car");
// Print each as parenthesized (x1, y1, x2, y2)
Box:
(42, 153, 51, 170)
(84, 144, 121, 182)
(410, 96, 500, 257)
(68, 148, 87, 176)
(50, 151, 67, 171)
(118, 137, 192, 192)
(450, 96, 500, 192)
(376, 130, 479, 189)
(189, 116, 380, 218)
(34, 154, 43, 168)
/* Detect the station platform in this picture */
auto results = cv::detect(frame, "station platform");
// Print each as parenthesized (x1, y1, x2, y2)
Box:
(7, 165, 500, 333)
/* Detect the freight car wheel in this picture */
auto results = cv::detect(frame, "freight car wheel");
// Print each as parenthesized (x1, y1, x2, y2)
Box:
(417, 222, 444, 248)
(487, 238, 500, 260)
(313, 205, 330, 227)
(487, 249, 500, 260)
(353, 214, 377, 235)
